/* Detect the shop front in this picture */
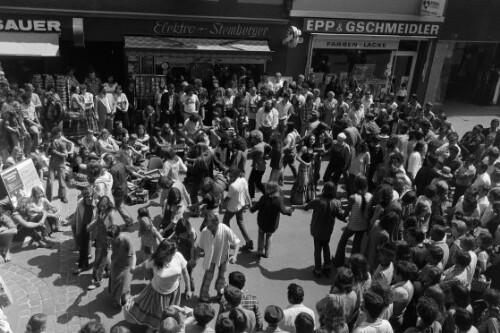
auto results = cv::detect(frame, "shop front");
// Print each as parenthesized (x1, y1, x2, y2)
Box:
(295, 18, 441, 100)
(285, 0, 446, 100)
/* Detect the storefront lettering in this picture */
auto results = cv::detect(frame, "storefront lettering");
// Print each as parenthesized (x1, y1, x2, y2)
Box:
(154, 20, 269, 38)
(304, 18, 441, 37)
(0, 19, 61, 32)
(316, 39, 399, 50)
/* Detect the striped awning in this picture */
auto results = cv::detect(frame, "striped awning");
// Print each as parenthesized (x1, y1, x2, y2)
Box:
(125, 36, 272, 64)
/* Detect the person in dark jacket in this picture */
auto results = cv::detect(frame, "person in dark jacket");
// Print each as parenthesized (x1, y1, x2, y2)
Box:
(250, 181, 292, 259)
(103, 153, 133, 227)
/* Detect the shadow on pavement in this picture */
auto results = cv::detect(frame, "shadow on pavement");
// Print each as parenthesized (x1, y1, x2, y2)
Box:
(258, 265, 331, 286)
(236, 252, 260, 269)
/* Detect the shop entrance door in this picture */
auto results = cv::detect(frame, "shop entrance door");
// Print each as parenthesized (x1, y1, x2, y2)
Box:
(391, 51, 417, 101)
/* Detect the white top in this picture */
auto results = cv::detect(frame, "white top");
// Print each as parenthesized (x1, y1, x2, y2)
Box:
(181, 94, 199, 115)
(256, 107, 279, 129)
(94, 171, 114, 202)
(162, 159, 187, 181)
(116, 93, 129, 112)
(471, 173, 491, 192)
(466, 250, 478, 287)
(145, 251, 187, 294)
(196, 223, 240, 270)
(276, 99, 293, 120)
(373, 263, 394, 287)
(353, 319, 394, 333)
(280, 304, 316, 333)
(226, 177, 251, 213)
(407, 151, 422, 179)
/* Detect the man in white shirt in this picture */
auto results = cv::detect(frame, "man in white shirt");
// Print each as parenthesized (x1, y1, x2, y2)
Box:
(256, 100, 279, 142)
(273, 72, 283, 94)
(354, 290, 394, 333)
(276, 93, 292, 136)
(222, 167, 253, 251)
(279, 283, 315, 333)
(191, 213, 240, 303)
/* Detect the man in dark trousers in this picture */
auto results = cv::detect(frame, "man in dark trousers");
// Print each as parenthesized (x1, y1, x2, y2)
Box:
(103, 153, 133, 228)
(73, 186, 95, 275)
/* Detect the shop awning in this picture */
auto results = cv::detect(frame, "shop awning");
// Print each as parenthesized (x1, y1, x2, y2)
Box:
(124, 36, 272, 64)
(0, 32, 59, 57)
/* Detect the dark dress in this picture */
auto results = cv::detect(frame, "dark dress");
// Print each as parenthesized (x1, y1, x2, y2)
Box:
(251, 194, 291, 233)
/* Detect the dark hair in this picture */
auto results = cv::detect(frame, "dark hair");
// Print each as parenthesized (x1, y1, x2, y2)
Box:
(424, 265, 443, 286)
(363, 290, 386, 319)
(194, 303, 216, 327)
(322, 182, 337, 200)
(224, 285, 242, 307)
(395, 260, 418, 281)
(215, 317, 235, 333)
(151, 240, 177, 269)
(110, 326, 130, 333)
(454, 249, 472, 268)
(333, 267, 354, 294)
(160, 306, 182, 324)
(370, 281, 393, 307)
(106, 224, 121, 239)
(424, 184, 438, 198)
(138, 207, 150, 219)
(295, 313, 315, 333)
(229, 308, 247, 333)
(380, 211, 399, 234)
(454, 308, 473, 332)
(79, 320, 106, 333)
(427, 245, 444, 264)
(395, 241, 412, 262)
(431, 225, 447, 241)
(416, 297, 439, 327)
(349, 254, 370, 282)
(52, 126, 62, 136)
(167, 187, 182, 206)
(451, 283, 470, 308)
(26, 313, 47, 333)
(376, 184, 394, 208)
(228, 271, 246, 290)
(485, 289, 500, 307)
(353, 175, 369, 213)
(407, 227, 425, 243)
(287, 283, 305, 304)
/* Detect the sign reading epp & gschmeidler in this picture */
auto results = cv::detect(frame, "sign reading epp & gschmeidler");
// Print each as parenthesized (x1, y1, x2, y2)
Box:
(0, 19, 61, 32)
(303, 18, 441, 37)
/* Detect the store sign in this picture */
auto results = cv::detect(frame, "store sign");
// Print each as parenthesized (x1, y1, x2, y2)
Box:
(304, 18, 441, 37)
(153, 21, 270, 39)
(313, 38, 399, 50)
(420, 0, 445, 17)
(0, 159, 43, 207)
(0, 19, 61, 32)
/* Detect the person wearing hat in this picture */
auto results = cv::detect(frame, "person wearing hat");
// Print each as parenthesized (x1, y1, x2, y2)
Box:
(432, 166, 453, 186)
(323, 132, 352, 187)
(260, 305, 286, 333)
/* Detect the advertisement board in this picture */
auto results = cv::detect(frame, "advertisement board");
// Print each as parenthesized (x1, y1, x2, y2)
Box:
(0, 159, 43, 207)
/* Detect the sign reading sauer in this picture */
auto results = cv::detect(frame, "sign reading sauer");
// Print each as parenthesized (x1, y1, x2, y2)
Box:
(303, 18, 441, 37)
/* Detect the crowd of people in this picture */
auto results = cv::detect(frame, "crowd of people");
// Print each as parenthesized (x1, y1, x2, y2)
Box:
(0, 66, 499, 333)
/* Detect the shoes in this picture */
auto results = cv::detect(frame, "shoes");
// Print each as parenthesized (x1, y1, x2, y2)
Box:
(73, 266, 89, 275)
(241, 241, 254, 251)
(87, 281, 102, 290)
(61, 197, 68, 203)
(256, 252, 268, 258)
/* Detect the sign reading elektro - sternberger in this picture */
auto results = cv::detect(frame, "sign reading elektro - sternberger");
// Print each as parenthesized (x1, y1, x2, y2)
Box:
(304, 18, 441, 37)
(153, 20, 270, 39)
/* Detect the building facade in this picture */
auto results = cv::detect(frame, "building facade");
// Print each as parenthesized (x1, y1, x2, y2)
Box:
(285, 0, 446, 101)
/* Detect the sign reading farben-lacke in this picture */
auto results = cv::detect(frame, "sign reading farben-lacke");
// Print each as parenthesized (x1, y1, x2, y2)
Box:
(304, 18, 441, 37)
(153, 20, 270, 39)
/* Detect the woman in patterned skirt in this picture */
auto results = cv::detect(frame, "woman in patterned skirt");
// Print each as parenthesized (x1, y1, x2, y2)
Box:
(81, 84, 99, 134)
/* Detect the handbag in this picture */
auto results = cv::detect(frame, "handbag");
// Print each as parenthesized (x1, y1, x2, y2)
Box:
(0, 276, 13, 308)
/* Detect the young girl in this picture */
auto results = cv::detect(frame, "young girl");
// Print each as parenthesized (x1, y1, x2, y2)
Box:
(160, 187, 185, 238)
(250, 181, 292, 258)
(268, 134, 284, 186)
(27, 186, 60, 236)
(333, 175, 373, 267)
(293, 182, 344, 277)
(137, 207, 159, 257)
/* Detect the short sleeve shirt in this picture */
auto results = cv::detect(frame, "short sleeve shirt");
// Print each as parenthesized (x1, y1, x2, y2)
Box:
(146, 251, 187, 294)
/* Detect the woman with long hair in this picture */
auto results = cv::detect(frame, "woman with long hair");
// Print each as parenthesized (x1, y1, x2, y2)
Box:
(190, 177, 223, 230)
(136, 125, 150, 146)
(87, 195, 116, 290)
(349, 254, 372, 301)
(126, 239, 191, 333)
(333, 175, 373, 267)
(318, 297, 348, 333)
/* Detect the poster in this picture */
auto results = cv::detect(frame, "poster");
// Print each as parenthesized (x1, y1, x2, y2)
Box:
(351, 64, 376, 82)
(0, 159, 43, 207)
(420, 0, 445, 17)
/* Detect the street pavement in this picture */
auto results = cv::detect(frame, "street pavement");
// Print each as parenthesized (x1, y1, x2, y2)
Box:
(1, 102, 499, 333)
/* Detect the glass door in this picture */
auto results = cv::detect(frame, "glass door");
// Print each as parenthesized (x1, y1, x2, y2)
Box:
(391, 51, 417, 102)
